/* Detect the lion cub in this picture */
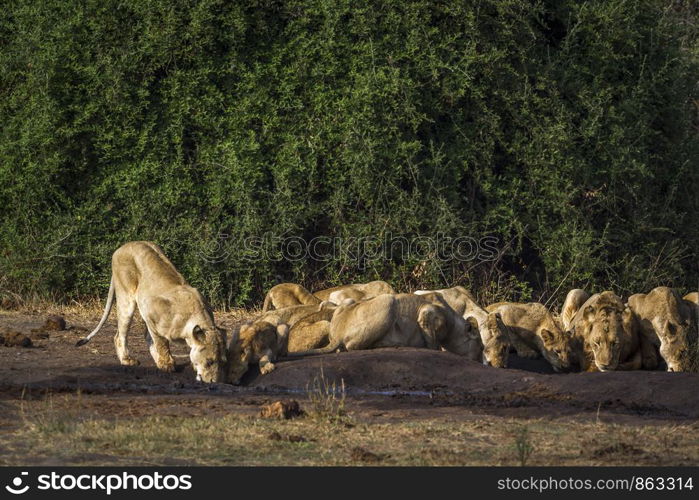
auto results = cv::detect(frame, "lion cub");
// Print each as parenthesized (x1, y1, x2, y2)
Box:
(568, 291, 645, 372)
(226, 302, 337, 383)
(290, 293, 482, 360)
(628, 287, 697, 372)
(262, 283, 321, 312)
(415, 286, 510, 367)
(313, 280, 395, 303)
(485, 302, 574, 372)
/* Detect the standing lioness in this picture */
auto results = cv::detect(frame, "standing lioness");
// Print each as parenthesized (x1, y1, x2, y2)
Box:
(76, 241, 228, 383)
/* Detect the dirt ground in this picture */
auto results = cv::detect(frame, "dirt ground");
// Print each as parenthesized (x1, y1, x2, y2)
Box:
(1, 309, 698, 466)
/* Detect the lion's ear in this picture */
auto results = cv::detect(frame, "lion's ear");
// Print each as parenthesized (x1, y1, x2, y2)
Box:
(466, 316, 479, 332)
(192, 325, 206, 343)
(540, 329, 554, 343)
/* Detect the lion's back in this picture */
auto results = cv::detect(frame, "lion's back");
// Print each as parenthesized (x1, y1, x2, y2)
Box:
(112, 241, 186, 291)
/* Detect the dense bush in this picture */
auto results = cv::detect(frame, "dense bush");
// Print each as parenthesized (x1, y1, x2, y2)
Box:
(1, 0, 697, 308)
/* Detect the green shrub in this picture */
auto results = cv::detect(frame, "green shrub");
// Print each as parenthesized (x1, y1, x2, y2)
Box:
(1, 0, 697, 308)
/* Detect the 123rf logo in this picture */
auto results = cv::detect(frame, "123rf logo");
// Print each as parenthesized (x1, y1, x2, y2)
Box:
(5, 471, 192, 495)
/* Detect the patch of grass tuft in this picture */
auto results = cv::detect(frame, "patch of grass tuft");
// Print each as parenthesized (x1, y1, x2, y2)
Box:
(513, 426, 535, 466)
(20, 389, 82, 436)
(305, 365, 349, 425)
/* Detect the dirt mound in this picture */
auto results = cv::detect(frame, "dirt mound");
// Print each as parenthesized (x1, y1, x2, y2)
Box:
(249, 348, 699, 418)
(259, 400, 303, 419)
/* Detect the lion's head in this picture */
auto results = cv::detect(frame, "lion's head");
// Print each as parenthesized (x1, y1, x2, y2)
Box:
(658, 319, 693, 372)
(539, 328, 574, 372)
(578, 292, 629, 372)
(475, 312, 510, 368)
(444, 315, 483, 362)
(189, 325, 227, 383)
(226, 321, 287, 384)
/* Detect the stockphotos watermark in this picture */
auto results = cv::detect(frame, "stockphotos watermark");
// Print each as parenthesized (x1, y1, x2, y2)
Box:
(4, 470, 192, 495)
(193, 232, 501, 266)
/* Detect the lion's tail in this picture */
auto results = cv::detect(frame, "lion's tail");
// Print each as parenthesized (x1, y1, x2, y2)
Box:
(76, 277, 115, 347)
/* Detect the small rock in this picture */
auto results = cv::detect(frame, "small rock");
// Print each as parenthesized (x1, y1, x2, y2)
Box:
(43, 315, 66, 331)
(350, 447, 382, 463)
(259, 400, 304, 419)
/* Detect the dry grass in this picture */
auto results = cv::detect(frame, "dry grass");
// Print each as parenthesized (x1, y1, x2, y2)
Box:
(19, 389, 82, 436)
(512, 425, 535, 466)
(2, 299, 254, 320)
(3, 393, 699, 466)
(1, 293, 107, 318)
(305, 366, 349, 424)
(0, 297, 257, 336)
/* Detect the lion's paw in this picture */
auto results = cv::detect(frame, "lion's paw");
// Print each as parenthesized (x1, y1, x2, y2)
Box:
(157, 361, 176, 372)
(120, 357, 140, 366)
(260, 363, 276, 375)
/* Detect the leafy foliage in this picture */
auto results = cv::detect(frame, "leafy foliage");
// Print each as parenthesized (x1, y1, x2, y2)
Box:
(1, 0, 697, 307)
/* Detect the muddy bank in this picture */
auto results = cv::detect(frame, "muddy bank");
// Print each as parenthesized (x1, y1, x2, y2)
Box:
(1, 312, 697, 421)
(251, 349, 698, 418)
